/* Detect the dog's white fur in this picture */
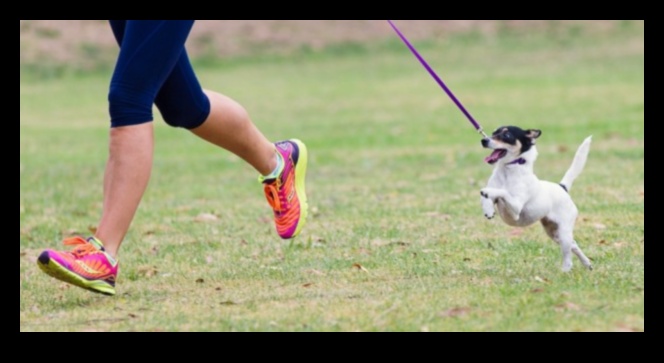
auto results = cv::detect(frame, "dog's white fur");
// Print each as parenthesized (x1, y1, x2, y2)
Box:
(480, 131, 593, 272)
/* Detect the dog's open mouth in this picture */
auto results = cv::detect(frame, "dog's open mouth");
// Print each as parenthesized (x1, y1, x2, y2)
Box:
(485, 149, 507, 164)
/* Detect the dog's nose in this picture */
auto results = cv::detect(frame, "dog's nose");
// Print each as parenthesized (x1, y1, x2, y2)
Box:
(481, 138, 490, 147)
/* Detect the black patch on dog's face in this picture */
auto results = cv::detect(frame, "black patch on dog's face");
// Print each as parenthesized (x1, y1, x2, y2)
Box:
(491, 126, 541, 154)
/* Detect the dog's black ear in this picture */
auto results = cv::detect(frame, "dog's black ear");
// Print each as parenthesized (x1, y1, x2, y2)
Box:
(526, 129, 542, 139)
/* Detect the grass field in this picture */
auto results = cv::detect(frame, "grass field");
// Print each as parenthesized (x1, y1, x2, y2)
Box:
(20, 24, 644, 332)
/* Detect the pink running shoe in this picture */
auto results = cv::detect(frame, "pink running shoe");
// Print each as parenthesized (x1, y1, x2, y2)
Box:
(37, 236, 118, 295)
(260, 139, 308, 239)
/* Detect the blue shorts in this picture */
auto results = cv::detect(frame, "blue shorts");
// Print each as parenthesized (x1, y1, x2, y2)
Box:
(108, 20, 210, 129)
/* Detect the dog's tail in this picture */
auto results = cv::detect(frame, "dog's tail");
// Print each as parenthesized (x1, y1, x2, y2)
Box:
(560, 136, 592, 192)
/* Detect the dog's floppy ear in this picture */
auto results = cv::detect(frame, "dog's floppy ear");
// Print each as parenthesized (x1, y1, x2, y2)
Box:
(526, 129, 542, 139)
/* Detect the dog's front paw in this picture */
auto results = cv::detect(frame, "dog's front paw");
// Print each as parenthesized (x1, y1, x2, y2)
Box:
(481, 196, 495, 219)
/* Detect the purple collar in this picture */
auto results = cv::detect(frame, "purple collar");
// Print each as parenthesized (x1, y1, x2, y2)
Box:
(507, 158, 527, 165)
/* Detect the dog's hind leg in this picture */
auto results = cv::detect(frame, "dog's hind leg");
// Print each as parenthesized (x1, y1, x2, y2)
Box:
(557, 235, 593, 271)
(542, 217, 593, 271)
(571, 241, 592, 270)
(541, 217, 574, 272)
(558, 236, 575, 272)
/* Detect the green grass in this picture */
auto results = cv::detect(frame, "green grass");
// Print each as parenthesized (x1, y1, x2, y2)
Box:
(20, 28, 644, 332)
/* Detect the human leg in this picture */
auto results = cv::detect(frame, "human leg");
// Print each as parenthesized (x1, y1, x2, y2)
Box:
(192, 92, 309, 238)
(191, 91, 276, 175)
(153, 45, 309, 239)
(96, 123, 153, 257)
(100, 20, 195, 254)
(38, 21, 195, 294)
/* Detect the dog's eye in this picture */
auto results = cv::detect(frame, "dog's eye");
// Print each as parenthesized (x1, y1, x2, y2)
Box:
(503, 133, 514, 141)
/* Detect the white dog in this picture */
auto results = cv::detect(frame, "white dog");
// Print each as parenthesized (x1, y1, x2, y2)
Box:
(480, 126, 593, 272)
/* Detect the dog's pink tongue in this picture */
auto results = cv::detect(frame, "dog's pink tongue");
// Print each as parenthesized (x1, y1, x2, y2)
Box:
(485, 150, 502, 164)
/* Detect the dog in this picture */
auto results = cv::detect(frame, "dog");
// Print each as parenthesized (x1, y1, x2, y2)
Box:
(479, 126, 593, 272)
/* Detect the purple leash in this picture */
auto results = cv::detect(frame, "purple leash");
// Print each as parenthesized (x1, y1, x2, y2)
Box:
(387, 20, 488, 138)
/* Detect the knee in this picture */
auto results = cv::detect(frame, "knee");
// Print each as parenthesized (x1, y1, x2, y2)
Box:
(160, 102, 210, 129)
(108, 83, 154, 128)
(158, 92, 211, 130)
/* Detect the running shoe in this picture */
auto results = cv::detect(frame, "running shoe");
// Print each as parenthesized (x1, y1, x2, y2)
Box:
(259, 139, 308, 239)
(37, 236, 118, 296)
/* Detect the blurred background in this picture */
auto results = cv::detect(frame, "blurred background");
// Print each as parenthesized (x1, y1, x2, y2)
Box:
(20, 20, 642, 75)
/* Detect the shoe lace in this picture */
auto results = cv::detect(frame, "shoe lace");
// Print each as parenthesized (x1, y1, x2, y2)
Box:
(263, 180, 287, 214)
(63, 236, 99, 258)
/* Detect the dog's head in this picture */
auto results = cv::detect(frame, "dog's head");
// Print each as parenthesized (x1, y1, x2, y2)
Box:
(481, 126, 541, 165)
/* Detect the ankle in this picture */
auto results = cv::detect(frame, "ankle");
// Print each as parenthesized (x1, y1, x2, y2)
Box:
(262, 150, 284, 179)
(92, 235, 118, 260)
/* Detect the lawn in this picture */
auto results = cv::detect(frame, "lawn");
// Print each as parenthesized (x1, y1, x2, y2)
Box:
(20, 24, 644, 332)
